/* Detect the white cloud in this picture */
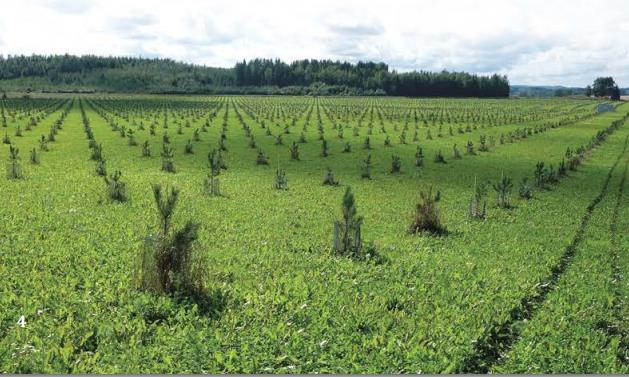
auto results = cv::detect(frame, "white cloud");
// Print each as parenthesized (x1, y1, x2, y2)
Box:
(1, 0, 628, 86)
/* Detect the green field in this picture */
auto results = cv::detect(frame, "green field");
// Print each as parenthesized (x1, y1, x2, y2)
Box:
(0, 95, 627, 373)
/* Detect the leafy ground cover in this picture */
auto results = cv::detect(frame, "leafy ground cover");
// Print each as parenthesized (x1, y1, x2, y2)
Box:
(0, 95, 627, 373)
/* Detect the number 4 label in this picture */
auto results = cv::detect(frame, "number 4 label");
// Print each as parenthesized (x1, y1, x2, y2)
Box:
(17, 315, 26, 328)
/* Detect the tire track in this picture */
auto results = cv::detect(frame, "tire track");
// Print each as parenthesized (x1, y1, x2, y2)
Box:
(460, 133, 629, 373)
(609, 152, 628, 365)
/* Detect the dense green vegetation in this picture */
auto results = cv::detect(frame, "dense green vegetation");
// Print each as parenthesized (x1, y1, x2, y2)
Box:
(0, 55, 509, 97)
(0, 95, 627, 373)
(586, 77, 622, 100)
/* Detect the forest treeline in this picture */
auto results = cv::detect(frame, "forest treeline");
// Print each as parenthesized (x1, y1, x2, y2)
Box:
(0, 54, 510, 97)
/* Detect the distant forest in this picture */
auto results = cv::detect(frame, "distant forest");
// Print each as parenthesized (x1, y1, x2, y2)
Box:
(0, 54, 510, 97)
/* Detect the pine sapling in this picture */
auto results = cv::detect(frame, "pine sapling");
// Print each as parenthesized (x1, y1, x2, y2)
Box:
(409, 186, 446, 235)
(204, 149, 222, 196)
(256, 149, 269, 165)
(363, 136, 371, 149)
(384, 135, 391, 147)
(434, 150, 446, 164)
(289, 142, 299, 161)
(478, 135, 489, 152)
(391, 155, 401, 173)
(104, 170, 127, 202)
(492, 172, 513, 209)
(452, 144, 462, 159)
(466, 141, 475, 155)
(161, 143, 175, 173)
(39, 135, 48, 151)
(136, 184, 205, 298)
(322, 167, 339, 186)
(333, 186, 365, 257)
(518, 177, 533, 200)
(415, 147, 424, 167)
(95, 158, 107, 176)
(142, 140, 151, 157)
(361, 154, 372, 179)
(468, 177, 487, 219)
(30, 148, 39, 165)
(320, 139, 329, 157)
(6, 145, 23, 179)
(534, 161, 546, 188)
(342, 142, 351, 153)
(274, 168, 288, 190)
(184, 139, 194, 154)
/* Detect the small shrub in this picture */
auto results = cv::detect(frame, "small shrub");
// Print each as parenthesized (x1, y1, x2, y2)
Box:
(104, 170, 128, 202)
(3, 132, 11, 144)
(478, 135, 489, 152)
(384, 135, 391, 147)
(363, 137, 371, 150)
(136, 184, 206, 299)
(204, 149, 222, 196)
(492, 173, 513, 209)
(322, 167, 339, 186)
(6, 145, 23, 179)
(534, 162, 546, 188)
(184, 139, 194, 154)
(274, 168, 288, 190)
(391, 155, 401, 173)
(361, 154, 372, 179)
(434, 150, 446, 163)
(415, 147, 424, 167)
(95, 159, 107, 176)
(568, 155, 581, 171)
(342, 142, 351, 153)
(90, 144, 103, 161)
(558, 159, 567, 178)
(468, 177, 487, 219)
(142, 140, 151, 157)
(128, 130, 137, 146)
(320, 139, 329, 157)
(518, 177, 533, 200)
(30, 148, 39, 165)
(289, 142, 299, 161)
(466, 141, 475, 155)
(161, 143, 175, 173)
(256, 149, 269, 165)
(39, 135, 49, 151)
(333, 186, 369, 258)
(547, 164, 559, 184)
(452, 144, 462, 159)
(409, 186, 446, 235)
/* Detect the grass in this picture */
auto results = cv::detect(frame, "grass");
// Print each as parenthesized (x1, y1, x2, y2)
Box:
(0, 95, 627, 373)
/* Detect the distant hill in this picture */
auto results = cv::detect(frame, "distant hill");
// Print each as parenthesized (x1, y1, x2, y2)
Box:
(0, 54, 510, 97)
(510, 85, 586, 97)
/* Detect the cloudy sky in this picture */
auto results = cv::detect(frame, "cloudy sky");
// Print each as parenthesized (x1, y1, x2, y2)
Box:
(1, 0, 628, 86)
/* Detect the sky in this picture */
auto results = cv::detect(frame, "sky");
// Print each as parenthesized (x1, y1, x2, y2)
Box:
(1, 0, 628, 87)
